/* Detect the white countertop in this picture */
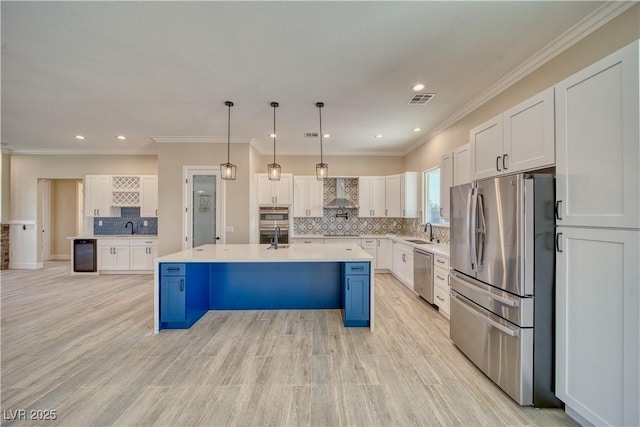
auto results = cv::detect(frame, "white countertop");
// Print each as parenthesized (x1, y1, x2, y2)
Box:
(156, 243, 373, 263)
(67, 235, 158, 240)
(293, 234, 450, 258)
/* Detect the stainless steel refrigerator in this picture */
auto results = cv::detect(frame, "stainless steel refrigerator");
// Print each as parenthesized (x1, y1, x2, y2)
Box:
(449, 173, 560, 407)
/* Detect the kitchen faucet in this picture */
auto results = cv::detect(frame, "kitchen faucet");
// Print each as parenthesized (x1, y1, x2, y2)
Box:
(424, 222, 433, 242)
(125, 221, 134, 235)
(273, 227, 281, 249)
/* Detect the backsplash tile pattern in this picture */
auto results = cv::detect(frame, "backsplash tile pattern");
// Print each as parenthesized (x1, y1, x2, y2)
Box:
(94, 217, 157, 235)
(404, 218, 450, 244)
(294, 210, 408, 236)
(323, 178, 359, 205)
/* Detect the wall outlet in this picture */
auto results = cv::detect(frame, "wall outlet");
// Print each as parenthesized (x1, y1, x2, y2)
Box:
(98, 220, 103, 226)
(143, 220, 148, 226)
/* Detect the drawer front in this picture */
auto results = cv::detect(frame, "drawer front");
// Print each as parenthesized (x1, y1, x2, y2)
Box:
(434, 284, 450, 314)
(327, 238, 362, 245)
(97, 238, 130, 247)
(344, 262, 370, 275)
(434, 266, 449, 288)
(361, 238, 376, 246)
(160, 263, 185, 276)
(130, 238, 158, 247)
(434, 255, 449, 270)
(292, 238, 324, 244)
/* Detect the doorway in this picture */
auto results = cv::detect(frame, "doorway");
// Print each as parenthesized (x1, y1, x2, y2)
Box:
(183, 167, 225, 249)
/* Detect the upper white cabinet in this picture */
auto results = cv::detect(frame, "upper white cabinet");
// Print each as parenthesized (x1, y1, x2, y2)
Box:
(385, 172, 418, 218)
(84, 175, 113, 217)
(256, 174, 293, 205)
(359, 176, 385, 218)
(440, 153, 453, 220)
(293, 176, 324, 217)
(453, 143, 471, 186)
(555, 41, 639, 229)
(470, 87, 555, 180)
(141, 175, 158, 217)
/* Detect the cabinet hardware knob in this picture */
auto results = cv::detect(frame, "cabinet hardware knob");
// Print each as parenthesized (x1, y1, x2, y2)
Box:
(556, 233, 563, 253)
(496, 156, 502, 172)
(502, 154, 508, 170)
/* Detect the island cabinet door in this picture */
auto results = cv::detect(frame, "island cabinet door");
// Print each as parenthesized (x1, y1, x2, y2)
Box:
(342, 262, 370, 327)
(160, 276, 186, 323)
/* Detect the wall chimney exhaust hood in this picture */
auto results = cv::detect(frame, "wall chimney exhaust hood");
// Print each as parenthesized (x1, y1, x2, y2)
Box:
(325, 178, 359, 209)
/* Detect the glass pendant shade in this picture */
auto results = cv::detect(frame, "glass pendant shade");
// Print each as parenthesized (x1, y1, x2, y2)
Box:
(268, 102, 281, 181)
(221, 100, 237, 181)
(316, 162, 328, 180)
(268, 163, 281, 181)
(220, 162, 237, 180)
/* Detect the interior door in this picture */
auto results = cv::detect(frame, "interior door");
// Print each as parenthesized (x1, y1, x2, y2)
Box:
(184, 167, 224, 249)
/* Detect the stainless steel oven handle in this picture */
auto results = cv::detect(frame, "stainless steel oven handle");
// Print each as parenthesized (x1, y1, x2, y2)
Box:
(449, 271, 518, 308)
(451, 291, 519, 337)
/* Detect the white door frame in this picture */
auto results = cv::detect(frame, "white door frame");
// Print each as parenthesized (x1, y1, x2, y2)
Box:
(183, 166, 226, 250)
(38, 179, 52, 262)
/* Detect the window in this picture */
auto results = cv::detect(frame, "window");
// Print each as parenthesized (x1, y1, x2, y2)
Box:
(423, 167, 447, 225)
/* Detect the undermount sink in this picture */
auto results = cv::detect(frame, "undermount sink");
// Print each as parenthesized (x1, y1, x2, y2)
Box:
(405, 239, 432, 244)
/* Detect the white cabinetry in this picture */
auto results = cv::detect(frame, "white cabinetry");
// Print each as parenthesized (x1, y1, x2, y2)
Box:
(291, 237, 324, 244)
(97, 239, 130, 271)
(360, 238, 377, 268)
(554, 41, 639, 427)
(141, 176, 158, 217)
(84, 175, 113, 217)
(440, 153, 453, 220)
(129, 238, 158, 271)
(433, 255, 450, 318)
(358, 176, 385, 218)
(385, 173, 418, 218)
(256, 174, 293, 205)
(471, 87, 555, 180)
(555, 43, 639, 230)
(293, 176, 324, 217)
(556, 228, 638, 426)
(377, 238, 392, 270)
(392, 241, 414, 289)
(453, 143, 471, 186)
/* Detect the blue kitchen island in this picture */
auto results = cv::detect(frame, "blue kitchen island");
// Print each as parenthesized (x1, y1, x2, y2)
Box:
(154, 243, 375, 333)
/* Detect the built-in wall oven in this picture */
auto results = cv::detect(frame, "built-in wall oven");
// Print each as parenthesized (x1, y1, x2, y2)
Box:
(259, 206, 289, 244)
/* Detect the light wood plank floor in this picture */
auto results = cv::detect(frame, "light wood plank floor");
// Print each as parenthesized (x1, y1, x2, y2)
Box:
(1, 262, 576, 426)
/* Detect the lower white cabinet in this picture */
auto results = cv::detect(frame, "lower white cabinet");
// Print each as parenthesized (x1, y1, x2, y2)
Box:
(556, 227, 639, 426)
(377, 238, 392, 270)
(433, 255, 450, 318)
(392, 241, 414, 288)
(129, 239, 158, 270)
(97, 239, 130, 271)
(98, 237, 158, 273)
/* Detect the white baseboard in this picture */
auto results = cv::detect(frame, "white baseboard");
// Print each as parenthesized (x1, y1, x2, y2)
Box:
(51, 255, 71, 261)
(565, 405, 595, 427)
(9, 262, 44, 270)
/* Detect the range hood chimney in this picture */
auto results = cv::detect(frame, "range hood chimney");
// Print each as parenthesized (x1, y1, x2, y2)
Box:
(325, 178, 359, 209)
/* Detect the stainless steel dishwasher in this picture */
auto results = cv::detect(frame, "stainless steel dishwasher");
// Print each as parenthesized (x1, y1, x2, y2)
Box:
(413, 248, 434, 304)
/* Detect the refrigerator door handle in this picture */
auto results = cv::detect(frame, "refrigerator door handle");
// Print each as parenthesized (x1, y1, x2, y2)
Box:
(476, 193, 486, 269)
(469, 188, 478, 271)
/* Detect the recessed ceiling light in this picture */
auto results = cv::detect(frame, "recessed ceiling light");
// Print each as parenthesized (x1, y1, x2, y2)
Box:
(323, 134, 330, 138)
(375, 134, 383, 139)
(412, 83, 425, 91)
(75, 135, 85, 140)
(116, 135, 126, 140)
(269, 133, 276, 138)
(412, 128, 422, 132)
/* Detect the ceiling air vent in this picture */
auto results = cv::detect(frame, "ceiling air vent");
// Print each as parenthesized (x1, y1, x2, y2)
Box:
(406, 93, 435, 105)
(304, 132, 319, 138)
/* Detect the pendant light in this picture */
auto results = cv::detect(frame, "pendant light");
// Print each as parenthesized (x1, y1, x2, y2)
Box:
(220, 101, 237, 180)
(315, 102, 328, 180)
(267, 102, 281, 181)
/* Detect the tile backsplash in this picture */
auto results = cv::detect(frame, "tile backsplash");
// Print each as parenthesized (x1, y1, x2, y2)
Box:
(94, 207, 157, 236)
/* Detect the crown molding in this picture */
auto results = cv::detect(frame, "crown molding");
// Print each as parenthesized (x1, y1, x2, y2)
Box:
(6, 147, 157, 155)
(151, 136, 255, 144)
(401, 1, 637, 156)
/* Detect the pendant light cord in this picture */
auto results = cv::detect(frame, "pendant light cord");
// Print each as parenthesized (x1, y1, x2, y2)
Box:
(317, 102, 324, 163)
(271, 102, 278, 164)
(225, 101, 233, 164)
